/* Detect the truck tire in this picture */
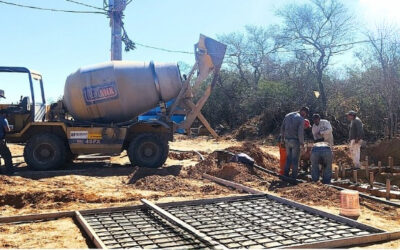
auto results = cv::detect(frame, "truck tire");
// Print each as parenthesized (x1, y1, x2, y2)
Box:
(24, 133, 67, 171)
(128, 133, 169, 168)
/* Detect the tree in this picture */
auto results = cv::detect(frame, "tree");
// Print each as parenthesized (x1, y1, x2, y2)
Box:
(277, 0, 354, 112)
(357, 24, 400, 138)
(218, 25, 284, 87)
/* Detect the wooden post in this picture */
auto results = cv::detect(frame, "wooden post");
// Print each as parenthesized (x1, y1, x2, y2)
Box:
(365, 156, 369, 166)
(353, 170, 358, 184)
(334, 169, 339, 181)
(389, 157, 394, 171)
(365, 164, 369, 180)
(378, 161, 382, 173)
(342, 165, 346, 179)
(369, 172, 374, 188)
(386, 178, 391, 200)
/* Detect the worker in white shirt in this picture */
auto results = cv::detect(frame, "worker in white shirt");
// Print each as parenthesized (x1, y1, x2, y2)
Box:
(311, 114, 334, 146)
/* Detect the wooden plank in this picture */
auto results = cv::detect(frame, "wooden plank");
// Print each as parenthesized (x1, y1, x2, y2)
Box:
(0, 211, 74, 224)
(168, 64, 197, 118)
(183, 100, 219, 139)
(75, 211, 107, 249)
(290, 231, 400, 249)
(141, 199, 226, 250)
(197, 112, 219, 139)
(203, 173, 264, 194)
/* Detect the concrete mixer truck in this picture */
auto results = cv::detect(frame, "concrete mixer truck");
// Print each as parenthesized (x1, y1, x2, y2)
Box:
(0, 35, 226, 170)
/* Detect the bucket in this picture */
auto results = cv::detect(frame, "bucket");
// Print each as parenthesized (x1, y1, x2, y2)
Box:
(340, 190, 360, 219)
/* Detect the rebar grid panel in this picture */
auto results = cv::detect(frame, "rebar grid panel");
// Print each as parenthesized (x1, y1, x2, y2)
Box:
(80, 194, 386, 249)
(82, 209, 207, 249)
(165, 196, 377, 248)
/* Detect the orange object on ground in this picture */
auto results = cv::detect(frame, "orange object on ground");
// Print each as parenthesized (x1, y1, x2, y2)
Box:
(340, 190, 360, 219)
(279, 143, 286, 175)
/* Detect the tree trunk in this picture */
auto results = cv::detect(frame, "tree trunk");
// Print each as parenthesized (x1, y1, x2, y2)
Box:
(317, 71, 327, 114)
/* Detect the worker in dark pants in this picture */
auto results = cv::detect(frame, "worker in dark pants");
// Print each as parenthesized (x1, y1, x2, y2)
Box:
(0, 97, 14, 175)
(280, 107, 309, 179)
(310, 142, 332, 184)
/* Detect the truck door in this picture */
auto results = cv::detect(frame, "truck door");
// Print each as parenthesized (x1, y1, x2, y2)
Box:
(30, 72, 46, 122)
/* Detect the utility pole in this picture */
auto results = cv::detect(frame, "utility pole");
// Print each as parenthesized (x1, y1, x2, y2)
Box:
(109, 0, 126, 60)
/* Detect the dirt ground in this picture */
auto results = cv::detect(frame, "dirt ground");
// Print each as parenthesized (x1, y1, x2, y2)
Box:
(1, 136, 400, 248)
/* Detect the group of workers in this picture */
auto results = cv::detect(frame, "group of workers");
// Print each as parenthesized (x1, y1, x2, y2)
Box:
(280, 107, 364, 184)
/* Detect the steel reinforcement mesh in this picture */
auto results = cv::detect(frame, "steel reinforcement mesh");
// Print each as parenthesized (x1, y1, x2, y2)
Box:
(82, 209, 207, 249)
(82, 195, 381, 249)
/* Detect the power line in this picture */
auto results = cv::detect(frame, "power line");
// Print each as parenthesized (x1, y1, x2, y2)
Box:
(134, 39, 374, 57)
(0, 0, 107, 14)
(64, 0, 105, 11)
(135, 42, 195, 55)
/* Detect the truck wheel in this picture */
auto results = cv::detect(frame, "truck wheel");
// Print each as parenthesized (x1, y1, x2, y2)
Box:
(24, 134, 67, 171)
(128, 133, 169, 168)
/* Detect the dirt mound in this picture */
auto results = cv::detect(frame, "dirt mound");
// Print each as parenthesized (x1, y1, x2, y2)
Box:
(168, 151, 197, 160)
(232, 116, 261, 140)
(232, 112, 285, 140)
(276, 182, 340, 206)
(227, 142, 280, 171)
(133, 175, 195, 192)
(333, 146, 353, 166)
(362, 139, 400, 165)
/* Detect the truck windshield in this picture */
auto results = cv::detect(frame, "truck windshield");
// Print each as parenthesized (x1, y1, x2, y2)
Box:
(0, 72, 31, 105)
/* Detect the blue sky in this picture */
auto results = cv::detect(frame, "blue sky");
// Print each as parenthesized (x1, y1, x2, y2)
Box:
(0, 0, 397, 102)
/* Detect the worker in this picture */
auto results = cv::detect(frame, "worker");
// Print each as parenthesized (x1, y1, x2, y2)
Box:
(0, 91, 14, 175)
(280, 106, 309, 179)
(311, 114, 334, 146)
(310, 142, 333, 184)
(347, 110, 364, 169)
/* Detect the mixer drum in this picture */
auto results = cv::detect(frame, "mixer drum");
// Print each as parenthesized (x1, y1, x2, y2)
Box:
(64, 61, 182, 123)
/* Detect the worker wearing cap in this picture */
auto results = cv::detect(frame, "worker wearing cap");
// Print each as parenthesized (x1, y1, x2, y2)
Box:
(347, 111, 364, 169)
(311, 114, 334, 146)
(0, 90, 14, 175)
(310, 141, 333, 184)
(280, 107, 309, 179)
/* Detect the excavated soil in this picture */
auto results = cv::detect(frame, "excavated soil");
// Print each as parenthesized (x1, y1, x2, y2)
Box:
(227, 142, 280, 172)
(363, 139, 400, 165)
(333, 145, 353, 166)
(168, 151, 199, 161)
(275, 182, 341, 207)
